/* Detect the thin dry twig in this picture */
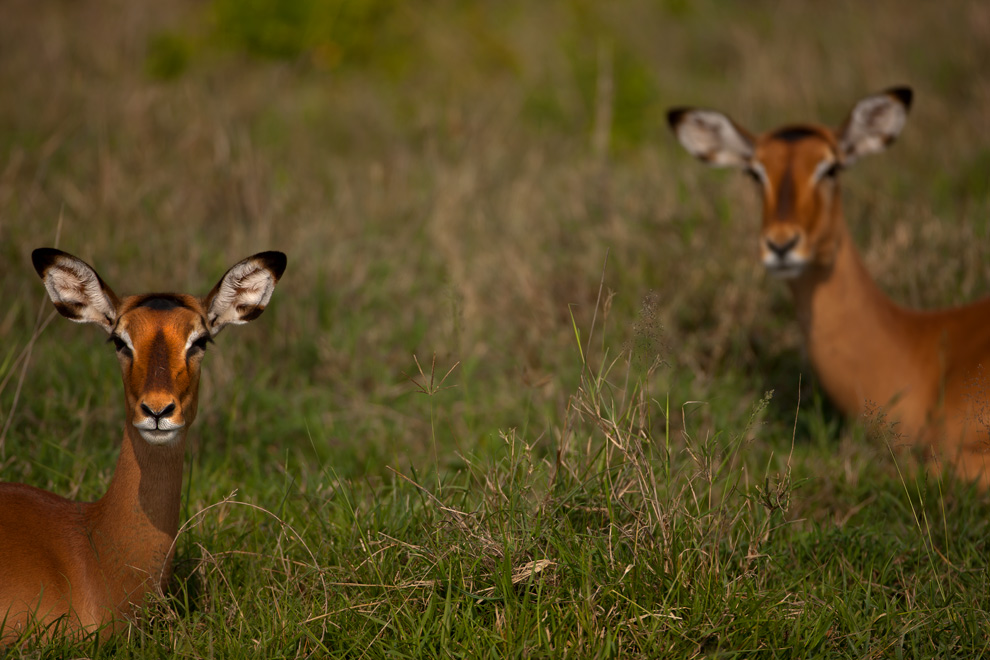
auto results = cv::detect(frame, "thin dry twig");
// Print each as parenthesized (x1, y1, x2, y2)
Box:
(0, 211, 63, 458)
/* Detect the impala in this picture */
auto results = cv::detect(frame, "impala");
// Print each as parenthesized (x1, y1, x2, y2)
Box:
(0, 248, 286, 642)
(667, 86, 990, 484)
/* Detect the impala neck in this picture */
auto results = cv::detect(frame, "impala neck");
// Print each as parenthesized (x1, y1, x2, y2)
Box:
(86, 425, 187, 596)
(786, 203, 914, 418)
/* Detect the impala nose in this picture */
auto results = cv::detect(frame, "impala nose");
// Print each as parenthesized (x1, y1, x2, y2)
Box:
(140, 402, 176, 424)
(765, 235, 800, 259)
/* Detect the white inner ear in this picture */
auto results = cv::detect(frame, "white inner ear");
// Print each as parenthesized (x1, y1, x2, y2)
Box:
(207, 262, 277, 335)
(675, 110, 753, 168)
(45, 259, 117, 331)
(839, 94, 908, 164)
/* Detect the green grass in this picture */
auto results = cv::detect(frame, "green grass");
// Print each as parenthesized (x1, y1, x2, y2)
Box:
(2, 0, 990, 657)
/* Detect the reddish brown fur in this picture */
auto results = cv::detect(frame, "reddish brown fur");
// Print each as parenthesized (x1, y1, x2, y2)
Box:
(757, 127, 990, 480)
(0, 250, 284, 643)
(755, 127, 843, 268)
(0, 297, 205, 641)
(669, 91, 990, 484)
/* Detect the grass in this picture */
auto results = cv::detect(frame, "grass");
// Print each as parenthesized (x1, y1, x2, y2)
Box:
(2, 0, 990, 657)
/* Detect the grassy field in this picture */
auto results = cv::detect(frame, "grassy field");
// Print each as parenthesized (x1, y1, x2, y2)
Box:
(2, 0, 990, 657)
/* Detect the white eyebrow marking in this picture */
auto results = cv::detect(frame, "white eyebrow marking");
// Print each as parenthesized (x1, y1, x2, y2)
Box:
(184, 331, 209, 352)
(751, 161, 770, 188)
(117, 327, 135, 352)
(812, 157, 837, 183)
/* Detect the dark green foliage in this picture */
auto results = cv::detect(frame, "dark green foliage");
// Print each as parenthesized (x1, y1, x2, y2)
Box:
(145, 32, 192, 80)
(208, 0, 404, 70)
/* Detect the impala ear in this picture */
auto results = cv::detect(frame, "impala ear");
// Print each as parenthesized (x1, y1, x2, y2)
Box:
(32, 248, 119, 333)
(837, 86, 912, 165)
(203, 251, 287, 337)
(667, 107, 755, 168)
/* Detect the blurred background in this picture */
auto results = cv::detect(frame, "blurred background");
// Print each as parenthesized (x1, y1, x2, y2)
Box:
(1, 0, 989, 488)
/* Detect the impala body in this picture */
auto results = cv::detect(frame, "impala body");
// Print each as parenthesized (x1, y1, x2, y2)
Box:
(0, 249, 286, 642)
(668, 87, 990, 484)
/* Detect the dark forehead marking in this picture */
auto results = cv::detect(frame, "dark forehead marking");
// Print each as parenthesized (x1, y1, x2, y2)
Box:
(770, 126, 823, 143)
(145, 329, 175, 389)
(135, 294, 191, 311)
(775, 166, 796, 221)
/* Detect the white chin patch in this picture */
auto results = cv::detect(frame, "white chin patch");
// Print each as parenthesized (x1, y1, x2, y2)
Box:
(138, 428, 184, 445)
(763, 257, 808, 280)
(765, 264, 806, 280)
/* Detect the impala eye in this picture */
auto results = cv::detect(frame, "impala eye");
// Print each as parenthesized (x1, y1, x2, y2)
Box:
(187, 334, 212, 358)
(816, 161, 841, 181)
(109, 335, 133, 358)
(744, 164, 767, 187)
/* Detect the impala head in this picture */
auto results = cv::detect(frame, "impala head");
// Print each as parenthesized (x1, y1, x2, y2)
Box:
(32, 249, 287, 446)
(667, 87, 912, 278)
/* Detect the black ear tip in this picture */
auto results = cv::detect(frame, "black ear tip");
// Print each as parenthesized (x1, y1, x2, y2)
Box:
(666, 107, 690, 130)
(887, 86, 913, 110)
(255, 251, 287, 280)
(31, 247, 66, 277)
